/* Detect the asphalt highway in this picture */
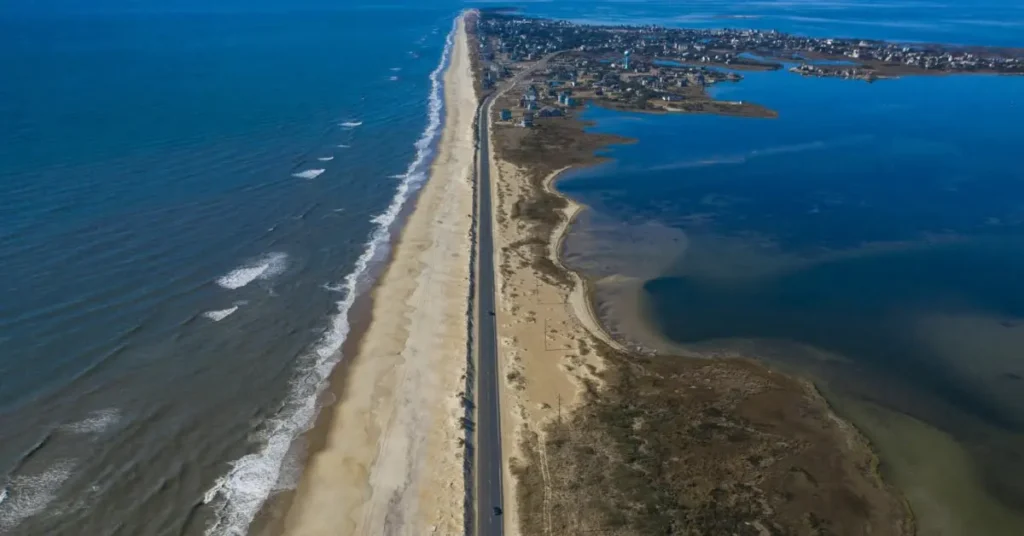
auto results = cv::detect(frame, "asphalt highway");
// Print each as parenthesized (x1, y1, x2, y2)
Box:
(475, 92, 504, 536)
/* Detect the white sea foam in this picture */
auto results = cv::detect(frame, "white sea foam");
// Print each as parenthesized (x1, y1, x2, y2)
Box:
(292, 169, 325, 180)
(0, 460, 76, 532)
(216, 252, 288, 290)
(389, 75, 400, 81)
(336, 144, 350, 149)
(339, 121, 363, 128)
(322, 282, 345, 293)
(201, 17, 458, 536)
(390, 67, 402, 72)
(317, 156, 334, 162)
(61, 409, 121, 434)
(203, 306, 239, 322)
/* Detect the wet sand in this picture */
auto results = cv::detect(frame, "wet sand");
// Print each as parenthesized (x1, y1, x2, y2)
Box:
(277, 14, 477, 536)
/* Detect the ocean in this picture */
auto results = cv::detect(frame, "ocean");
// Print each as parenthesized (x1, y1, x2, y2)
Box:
(2, 0, 1023, 534)
(0, 1, 463, 534)
(551, 0, 1024, 533)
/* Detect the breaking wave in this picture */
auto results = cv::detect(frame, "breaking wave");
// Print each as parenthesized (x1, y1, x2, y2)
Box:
(61, 409, 121, 435)
(339, 121, 363, 128)
(203, 306, 239, 322)
(322, 282, 345, 293)
(200, 16, 458, 536)
(292, 169, 325, 180)
(215, 252, 288, 290)
(0, 460, 76, 532)
(317, 156, 334, 162)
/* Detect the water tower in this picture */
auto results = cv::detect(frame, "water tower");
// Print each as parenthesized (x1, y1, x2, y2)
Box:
(624, 50, 631, 70)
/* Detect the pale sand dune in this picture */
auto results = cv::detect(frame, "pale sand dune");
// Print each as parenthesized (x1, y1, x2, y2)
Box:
(488, 160, 615, 536)
(483, 64, 629, 536)
(279, 15, 476, 536)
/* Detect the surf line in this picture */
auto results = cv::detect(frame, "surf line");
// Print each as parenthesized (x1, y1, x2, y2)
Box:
(199, 16, 458, 536)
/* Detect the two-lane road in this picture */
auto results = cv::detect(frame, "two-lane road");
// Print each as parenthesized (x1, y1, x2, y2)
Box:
(475, 91, 503, 536)
(474, 54, 563, 536)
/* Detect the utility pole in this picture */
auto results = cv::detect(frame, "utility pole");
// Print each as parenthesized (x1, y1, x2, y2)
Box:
(557, 393, 561, 424)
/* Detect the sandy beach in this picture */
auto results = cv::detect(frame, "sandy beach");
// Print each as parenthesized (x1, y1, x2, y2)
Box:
(277, 14, 477, 536)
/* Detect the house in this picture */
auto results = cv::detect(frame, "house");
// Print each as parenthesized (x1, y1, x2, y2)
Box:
(519, 111, 535, 127)
(538, 106, 563, 117)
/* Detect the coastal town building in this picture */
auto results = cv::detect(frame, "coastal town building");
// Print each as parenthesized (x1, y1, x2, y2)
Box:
(519, 111, 534, 128)
(478, 12, 1024, 84)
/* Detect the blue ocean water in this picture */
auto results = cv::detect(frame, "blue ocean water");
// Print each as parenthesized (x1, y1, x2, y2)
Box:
(0, 1, 465, 533)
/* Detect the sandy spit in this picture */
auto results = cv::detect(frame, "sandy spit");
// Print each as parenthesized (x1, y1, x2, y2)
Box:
(278, 14, 477, 536)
